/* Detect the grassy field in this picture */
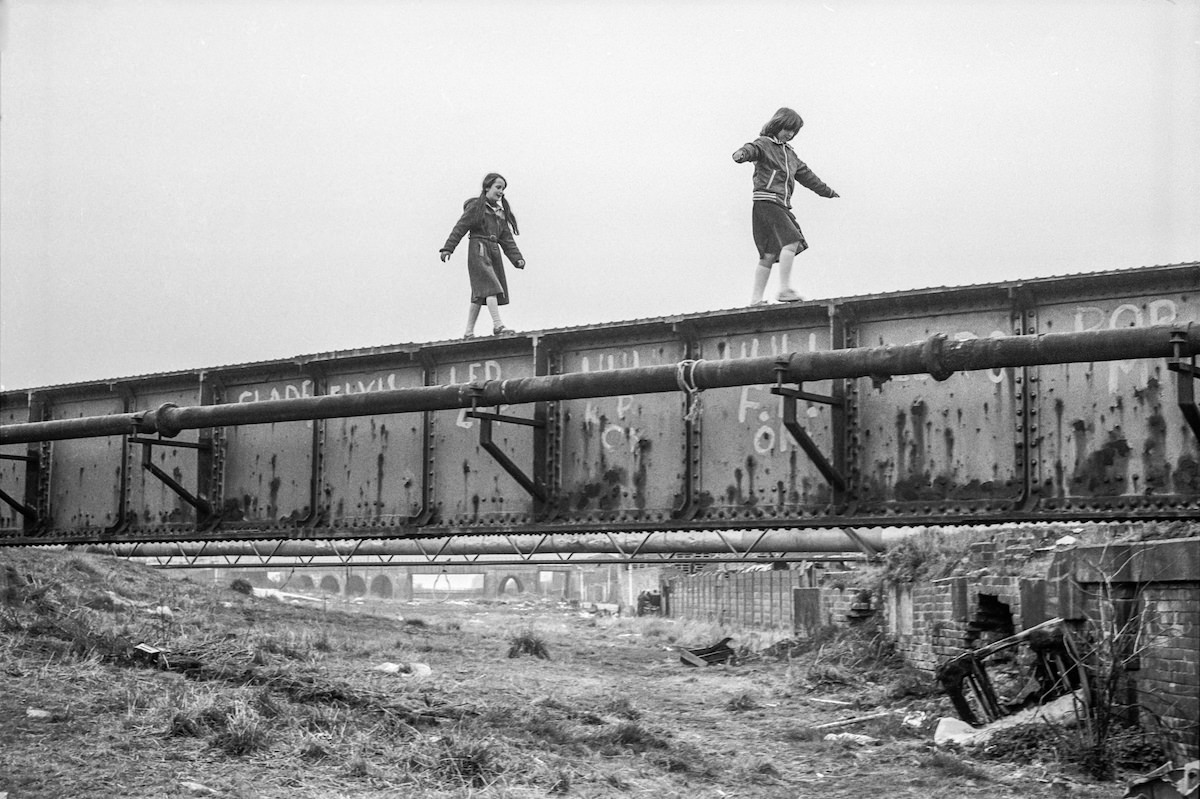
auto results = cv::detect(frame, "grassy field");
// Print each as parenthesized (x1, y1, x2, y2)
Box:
(0, 547, 1140, 798)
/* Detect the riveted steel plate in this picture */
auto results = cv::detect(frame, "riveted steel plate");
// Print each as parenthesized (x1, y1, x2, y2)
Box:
(46, 393, 127, 531)
(0, 397, 32, 532)
(1033, 276, 1199, 511)
(552, 337, 687, 524)
(126, 384, 205, 530)
(320, 363, 427, 526)
(849, 298, 1022, 515)
(694, 316, 838, 521)
(222, 376, 317, 525)
(429, 350, 539, 526)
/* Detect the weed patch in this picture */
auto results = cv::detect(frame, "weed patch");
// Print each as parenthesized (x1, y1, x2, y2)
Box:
(508, 628, 550, 659)
(920, 750, 990, 780)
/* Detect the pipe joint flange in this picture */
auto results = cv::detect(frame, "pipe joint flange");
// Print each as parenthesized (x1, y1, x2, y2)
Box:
(154, 402, 182, 438)
(921, 333, 956, 382)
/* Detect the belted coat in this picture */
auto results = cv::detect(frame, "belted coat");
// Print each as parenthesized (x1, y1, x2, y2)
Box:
(441, 198, 524, 305)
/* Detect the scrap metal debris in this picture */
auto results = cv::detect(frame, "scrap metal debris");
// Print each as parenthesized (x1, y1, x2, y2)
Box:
(1124, 760, 1200, 799)
(933, 689, 1085, 747)
(679, 637, 735, 667)
(936, 618, 1083, 726)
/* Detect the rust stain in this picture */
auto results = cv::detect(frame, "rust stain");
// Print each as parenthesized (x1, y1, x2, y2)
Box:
(375, 452, 385, 518)
(1070, 424, 1131, 496)
(268, 476, 281, 519)
(1175, 453, 1199, 493)
(744, 455, 758, 506)
(787, 448, 800, 505)
(599, 467, 624, 510)
(1054, 398, 1066, 496)
(727, 465, 745, 506)
(631, 437, 648, 510)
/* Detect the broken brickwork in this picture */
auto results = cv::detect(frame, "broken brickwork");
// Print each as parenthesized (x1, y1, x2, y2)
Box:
(885, 528, 1199, 762)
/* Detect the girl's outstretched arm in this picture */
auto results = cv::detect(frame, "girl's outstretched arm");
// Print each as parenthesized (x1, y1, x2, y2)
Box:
(793, 160, 838, 198)
(732, 142, 760, 163)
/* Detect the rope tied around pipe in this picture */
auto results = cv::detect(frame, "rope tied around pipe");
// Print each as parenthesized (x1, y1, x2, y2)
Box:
(675, 359, 705, 422)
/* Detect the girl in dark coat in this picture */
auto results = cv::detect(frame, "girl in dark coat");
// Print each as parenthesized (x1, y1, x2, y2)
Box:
(733, 107, 839, 306)
(440, 173, 525, 337)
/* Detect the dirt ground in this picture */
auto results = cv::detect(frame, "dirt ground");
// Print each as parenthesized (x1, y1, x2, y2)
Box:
(0, 548, 1137, 798)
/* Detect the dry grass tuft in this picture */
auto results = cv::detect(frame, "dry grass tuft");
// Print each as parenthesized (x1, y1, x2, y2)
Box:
(507, 628, 550, 659)
(919, 750, 990, 781)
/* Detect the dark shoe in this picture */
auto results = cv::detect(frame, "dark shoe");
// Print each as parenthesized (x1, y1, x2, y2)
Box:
(493, 325, 515, 337)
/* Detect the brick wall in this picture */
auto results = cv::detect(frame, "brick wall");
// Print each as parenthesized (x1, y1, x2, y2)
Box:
(665, 568, 809, 630)
(665, 567, 875, 632)
(886, 533, 1199, 763)
(1137, 583, 1200, 760)
(1060, 538, 1200, 762)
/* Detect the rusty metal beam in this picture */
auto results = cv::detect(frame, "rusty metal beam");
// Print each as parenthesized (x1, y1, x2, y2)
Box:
(86, 527, 911, 561)
(139, 554, 868, 569)
(3, 324, 1197, 445)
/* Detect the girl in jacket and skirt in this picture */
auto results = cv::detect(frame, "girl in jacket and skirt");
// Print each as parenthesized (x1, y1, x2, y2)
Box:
(440, 173, 525, 337)
(733, 107, 839, 306)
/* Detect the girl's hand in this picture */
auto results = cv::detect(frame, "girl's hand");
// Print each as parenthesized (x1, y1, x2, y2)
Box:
(516, 260, 525, 269)
(440, 250, 451, 262)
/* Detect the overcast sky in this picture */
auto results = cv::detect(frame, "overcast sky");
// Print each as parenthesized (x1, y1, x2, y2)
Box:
(1, 0, 1197, 391)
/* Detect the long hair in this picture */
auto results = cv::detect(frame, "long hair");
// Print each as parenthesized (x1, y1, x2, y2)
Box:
(474, 172, 519, 235)
(760, 107, 804, 138)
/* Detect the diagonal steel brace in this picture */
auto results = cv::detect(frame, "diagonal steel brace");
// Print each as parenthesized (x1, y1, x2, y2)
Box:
(769, 385, 848, 494)
(1167, 329, 1200, 442)
(466, 408, 547, 502)
(133, 436, 213, 518)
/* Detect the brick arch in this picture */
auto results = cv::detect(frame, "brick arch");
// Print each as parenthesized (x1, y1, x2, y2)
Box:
(496, 574, 524, 596)
(319, 575, 341, 594)
(370, 575, 394, 599)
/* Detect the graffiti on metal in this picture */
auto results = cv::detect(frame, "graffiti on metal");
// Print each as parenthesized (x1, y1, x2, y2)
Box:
(1, 264, 1197, 543)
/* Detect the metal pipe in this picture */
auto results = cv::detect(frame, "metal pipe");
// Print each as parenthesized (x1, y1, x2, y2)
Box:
(4, 324, 1196, 445)
(143, 554, 868, 569)
(90, 528, 911, 560)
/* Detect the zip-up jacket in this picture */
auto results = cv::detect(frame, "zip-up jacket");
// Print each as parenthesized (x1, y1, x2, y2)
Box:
(732, 136, 837, 208)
